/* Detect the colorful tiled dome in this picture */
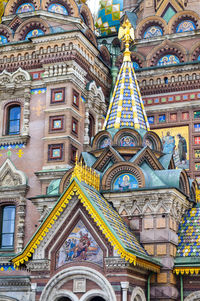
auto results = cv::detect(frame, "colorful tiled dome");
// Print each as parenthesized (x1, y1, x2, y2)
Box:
(95, 0, 123, 36)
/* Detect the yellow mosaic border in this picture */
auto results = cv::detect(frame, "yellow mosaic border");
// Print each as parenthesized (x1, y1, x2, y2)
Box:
(12, 180, 160, 272)
(174, 267, 200, 275)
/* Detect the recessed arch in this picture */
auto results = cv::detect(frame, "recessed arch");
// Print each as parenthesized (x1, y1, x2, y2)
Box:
(147, 39, 186, 67)
(4, 0, 40, 15)
(0, 25, 13, 43)
(39, 267, 117, 301)
(168, 10, 200, 34)
(102, 162, 145, 191)
(91, 130, 112, 150)
(113, 128, 142, 146)
(41, 0, 79, 17)
(143, 131, 162, 152)
(136, 15, 168, 39)
(184, 290, 200, 301)
(80, 3, 94, 31)
(131, 287, 146, 301)
(14, 17, 50, 41)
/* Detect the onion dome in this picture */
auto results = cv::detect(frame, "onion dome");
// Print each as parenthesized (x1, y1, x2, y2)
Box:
(95, 0, 123, 36)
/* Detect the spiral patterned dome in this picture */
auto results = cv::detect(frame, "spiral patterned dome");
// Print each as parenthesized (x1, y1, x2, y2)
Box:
(95, 0, 123, 36)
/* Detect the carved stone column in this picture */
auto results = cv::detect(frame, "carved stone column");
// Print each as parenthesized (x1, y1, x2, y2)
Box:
(121, 281, 129, 301)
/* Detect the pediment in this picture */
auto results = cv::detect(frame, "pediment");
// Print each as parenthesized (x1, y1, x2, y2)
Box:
(0, 159, 27, 188)
(131, 147, 163, 171)
(92, 146, 124, 172)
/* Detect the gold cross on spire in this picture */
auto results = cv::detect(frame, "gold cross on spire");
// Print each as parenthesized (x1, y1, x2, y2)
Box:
(118, 19, 135, 62)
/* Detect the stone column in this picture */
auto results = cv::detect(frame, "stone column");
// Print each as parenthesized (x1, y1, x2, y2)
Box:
(121, 281, 129, 301)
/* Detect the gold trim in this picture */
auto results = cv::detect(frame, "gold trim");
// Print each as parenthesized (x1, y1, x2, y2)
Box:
(174, 267, 200, 275)
(12, 180, 160, 272)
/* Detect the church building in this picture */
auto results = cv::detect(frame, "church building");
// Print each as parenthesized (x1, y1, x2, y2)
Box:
(0, 0, 200, 301)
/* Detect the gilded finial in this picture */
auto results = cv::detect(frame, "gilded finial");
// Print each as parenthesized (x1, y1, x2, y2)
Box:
(118, 19, 135, 62)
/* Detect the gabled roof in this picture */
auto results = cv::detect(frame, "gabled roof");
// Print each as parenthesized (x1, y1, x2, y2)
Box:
(130, 146, 163, 170)
(159, 153, 175, 169)
(174, 205, 200, 275)
(12, 178, 161, 272)
(92, 146, 124, 172)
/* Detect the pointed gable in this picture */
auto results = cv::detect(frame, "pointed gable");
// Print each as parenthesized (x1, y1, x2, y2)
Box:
(12, 178, 161, 273)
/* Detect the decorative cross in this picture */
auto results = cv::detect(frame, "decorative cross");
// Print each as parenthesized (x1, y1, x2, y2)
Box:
(32, 100, 45, 117)
(17, 149, 24, 158)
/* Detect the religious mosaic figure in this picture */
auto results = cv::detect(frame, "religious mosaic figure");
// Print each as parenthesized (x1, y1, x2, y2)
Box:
(99, 137, 111, 148)
(114, 174, 138, 191)
(177, 134, 187, 164)
(120, 135, 136, 146)
(56, 220, 103, 268)
(162, 131, 175, 154)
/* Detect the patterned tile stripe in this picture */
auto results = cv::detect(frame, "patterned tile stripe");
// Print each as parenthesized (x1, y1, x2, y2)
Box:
(103, 61, 150, 131)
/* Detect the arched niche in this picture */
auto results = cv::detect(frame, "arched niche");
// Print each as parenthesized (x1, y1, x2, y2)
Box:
(102, 162, 145, 191)
(168, 10, 200, 34)
(131, 287, 146, 301)
(179, 170, 190, 196)
(4, 0, 40, 15)
(136, 15, 168, 39)
(91, 130, 112, 150)
(80, 3, 94, 31)
(14, 17, 49, 41)
(0, 24, 13, 44)
(41, 0, 79, 17)
(142, 131, 162, 152)
(39, 267, 117, 301)
(113, 128, 142, 147)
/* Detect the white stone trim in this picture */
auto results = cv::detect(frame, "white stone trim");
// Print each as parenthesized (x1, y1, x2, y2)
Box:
(131, 287, 146, 301)
(40, 267, 117, 301)
(80, 289, 108, 301)
(184, 291, 200, 301)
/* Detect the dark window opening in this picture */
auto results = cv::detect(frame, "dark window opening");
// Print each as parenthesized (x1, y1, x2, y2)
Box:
(7, 105, 21, 135)
(0, 206, 16, 249)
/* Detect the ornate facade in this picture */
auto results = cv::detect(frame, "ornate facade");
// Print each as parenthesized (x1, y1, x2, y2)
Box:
(0, 0, 200, 301)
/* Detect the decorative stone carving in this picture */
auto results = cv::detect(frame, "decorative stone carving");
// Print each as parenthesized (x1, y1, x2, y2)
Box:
(0, 159, 27, 188)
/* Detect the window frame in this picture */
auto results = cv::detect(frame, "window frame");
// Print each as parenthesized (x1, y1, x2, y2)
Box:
(72, 90, 79, 109)
(51, 88, 65, 104)
(48, 143, 64, 161)
(0, 205, 16, 250)
(70, 145, 78, 163)
(6, 104, 21, 136)
(49, 115, 65, 132)
(72, 117, 78, 136)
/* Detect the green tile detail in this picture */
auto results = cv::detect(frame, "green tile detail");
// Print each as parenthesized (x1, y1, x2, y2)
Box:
(147, 99, 153, 104)
(162, 5, 176, 23)
(161, 98, 166, 103)
(105, 5, 112, 14)
(176, 96, 181, 101)
(190, 94, 195, 99)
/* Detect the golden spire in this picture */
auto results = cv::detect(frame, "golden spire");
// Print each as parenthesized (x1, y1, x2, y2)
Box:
(118, 19, 135, 62)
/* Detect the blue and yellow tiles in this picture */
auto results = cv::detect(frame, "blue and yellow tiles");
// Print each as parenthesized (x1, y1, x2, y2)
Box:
(177, 207, 200, 257)
(103, 61, 150, 131)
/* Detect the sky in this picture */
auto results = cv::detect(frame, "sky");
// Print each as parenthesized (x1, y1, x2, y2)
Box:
(87, 0, 100, 16)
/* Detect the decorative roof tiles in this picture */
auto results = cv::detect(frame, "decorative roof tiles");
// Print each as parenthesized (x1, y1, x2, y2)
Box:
(177, 207, 200, 258)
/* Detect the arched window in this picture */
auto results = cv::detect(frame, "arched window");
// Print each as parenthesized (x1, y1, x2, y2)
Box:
(144, 25, 163, 38)
(157, 54, 180, 66)
(25, 29, 44, 40)
(0, 205, 16, 249)
(89, 114, 95, 143)
(48, 3, 68, 15)
(0, 35, 8, 45)
(99, 136, 111, 149)
(7, 105, 21, 135)
(16, 3, 35, 13)
(176, 20, 196, 33)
